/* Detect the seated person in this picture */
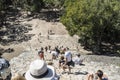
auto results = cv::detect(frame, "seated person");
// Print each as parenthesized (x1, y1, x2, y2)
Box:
(87, 70, 108, 80)
(25, 59, 59, 80)
(59, 56, 65, 68)
(73, 54, 83, 65)
(60, 48, 66, 54)
(51, 49, 58, 60)
(59, 56, 67, 73)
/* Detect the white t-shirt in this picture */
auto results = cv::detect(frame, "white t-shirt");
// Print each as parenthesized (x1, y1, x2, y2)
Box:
(65, 51, 72, 62)
(73, 56, 83, 65)
(51, 51, 58, 56)
(73, 56, 80, 65)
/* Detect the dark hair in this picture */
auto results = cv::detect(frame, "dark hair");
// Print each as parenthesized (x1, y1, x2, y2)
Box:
(60, 56, 64, 60)
(66, 47, 69, 50)
(38, 51, 44, 55)
(0, 53, 2, 56)
(97, 70, 103, 79)
(77, 54, 80, 57)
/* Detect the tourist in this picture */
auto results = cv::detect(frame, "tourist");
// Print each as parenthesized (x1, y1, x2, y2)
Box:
(45, 46, 48, 52)
(38, 50, 44, 60)
(25, 59, 59, 80)
(51, 49, 58, 60)
(48, 45, 51, 50)
(59, 56, 66, 71)
(59, 56, 65, 68)
(87, 70, 108, 80)
(40, 47, 44, 51)
(60, 48, 66, 54)
(12, 73, 26, 80)
(64, 48, 74, 74)
(73, 53, 83, 65)
(0, 53, 11, 80)
(55, 46, 60, 55)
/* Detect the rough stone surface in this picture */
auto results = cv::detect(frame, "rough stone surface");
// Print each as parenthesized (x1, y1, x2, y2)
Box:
(10, 50, 120, 80)
(1, 15, 119, 80)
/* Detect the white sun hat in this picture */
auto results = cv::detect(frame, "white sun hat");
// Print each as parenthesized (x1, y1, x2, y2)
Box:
(25, 60, 55, 80)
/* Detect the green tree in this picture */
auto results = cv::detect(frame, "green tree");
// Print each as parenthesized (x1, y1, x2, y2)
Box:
(12, 0, 44, 12)
(61, 0, 120, 54)
(0, 0, 11, 25)
(43, 0, 64, 9)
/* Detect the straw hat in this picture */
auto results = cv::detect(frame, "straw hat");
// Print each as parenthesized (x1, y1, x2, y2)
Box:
(25, 60, 55, 80)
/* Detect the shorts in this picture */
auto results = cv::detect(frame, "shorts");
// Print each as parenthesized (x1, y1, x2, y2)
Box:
(66, 60, 72, 66)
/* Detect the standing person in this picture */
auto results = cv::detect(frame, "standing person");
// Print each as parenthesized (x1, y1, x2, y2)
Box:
(45, 46, 48, 52)
(48, 45, 51, 50)
(55, 46, 60, 56)
(64, 48, 74, 74)
(40, 47, 44, 51)
(0, 53, 11, 80)
(47, 45, 51, 54)
(38, 50, 44, 60)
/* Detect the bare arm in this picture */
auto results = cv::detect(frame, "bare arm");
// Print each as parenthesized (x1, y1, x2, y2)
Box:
(87, 74, 94, 80)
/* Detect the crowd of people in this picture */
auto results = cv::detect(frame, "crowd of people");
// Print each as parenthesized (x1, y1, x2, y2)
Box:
(0, 45, 108, 80)
(36, 45, 108, 80)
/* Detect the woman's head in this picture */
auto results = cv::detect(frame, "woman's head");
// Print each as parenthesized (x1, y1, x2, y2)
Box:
(60, 56, 64, 60)
(77, 54, 81, 57)
(97, 70, 103, 78)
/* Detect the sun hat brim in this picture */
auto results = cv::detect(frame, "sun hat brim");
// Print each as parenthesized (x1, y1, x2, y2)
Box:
(25, 65, 55, 80)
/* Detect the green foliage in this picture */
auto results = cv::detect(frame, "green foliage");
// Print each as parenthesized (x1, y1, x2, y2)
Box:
(12, 0, 64, 12)
(61, 0, 120, 53)
(0, 0, 4, 10)
(0, 0, 11, 25)
(43, 0, 64, 9)
(12, 0, 44, 12)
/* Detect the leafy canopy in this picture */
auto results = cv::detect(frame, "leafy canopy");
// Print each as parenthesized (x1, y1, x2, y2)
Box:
(61, 0, 120, 53)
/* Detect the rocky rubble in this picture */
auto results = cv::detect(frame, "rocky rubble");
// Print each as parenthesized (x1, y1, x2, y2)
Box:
(1, 11, 119, 80)
(0, 24, 33, 46)
(10, 50, 120, 80)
